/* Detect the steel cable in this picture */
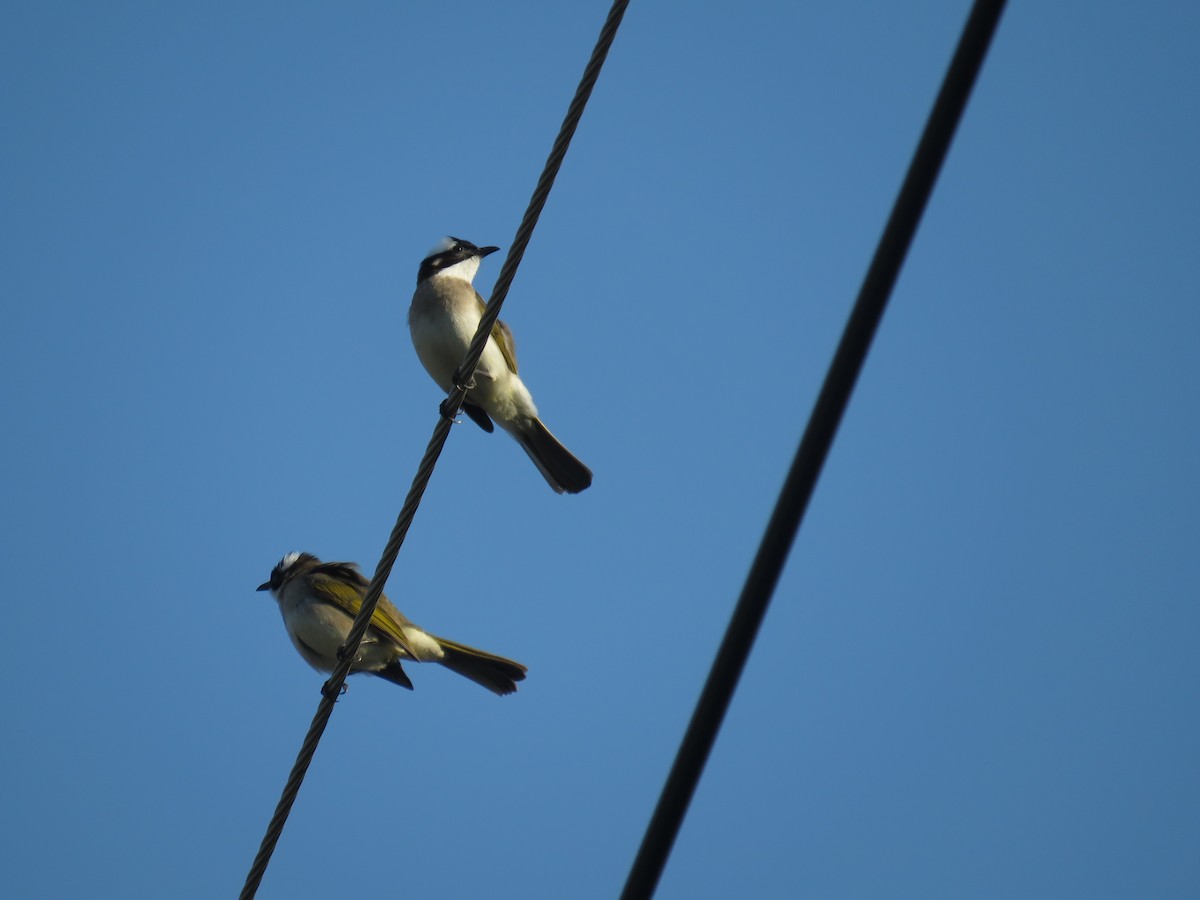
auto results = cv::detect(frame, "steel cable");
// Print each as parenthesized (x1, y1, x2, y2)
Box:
(239, 2, 630, 896)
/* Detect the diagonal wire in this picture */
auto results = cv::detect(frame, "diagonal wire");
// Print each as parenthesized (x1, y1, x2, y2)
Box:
(619, 1, 1008, 898)
(239, 2, 630, 897)
(461, 0, 629, 383)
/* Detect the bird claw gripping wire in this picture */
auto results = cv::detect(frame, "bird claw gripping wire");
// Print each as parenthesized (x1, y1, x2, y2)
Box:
(452, 367, 476, 393)
(438, 367, 477, 422)
(320, 680, 348, 700)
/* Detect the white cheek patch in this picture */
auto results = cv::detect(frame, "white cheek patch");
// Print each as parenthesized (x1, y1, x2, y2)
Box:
(435, 255, 481, 284)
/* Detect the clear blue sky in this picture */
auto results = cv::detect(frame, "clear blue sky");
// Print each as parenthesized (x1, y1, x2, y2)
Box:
(3, 2, 1198, 897)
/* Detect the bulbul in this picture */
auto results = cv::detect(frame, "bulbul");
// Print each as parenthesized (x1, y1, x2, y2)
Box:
(256, 551, 527, 696)
(408, 236, 593, 494)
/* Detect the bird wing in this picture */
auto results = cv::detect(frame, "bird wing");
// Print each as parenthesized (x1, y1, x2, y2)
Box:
(307, 570, 416, 657)
(475, 290, 519, 374)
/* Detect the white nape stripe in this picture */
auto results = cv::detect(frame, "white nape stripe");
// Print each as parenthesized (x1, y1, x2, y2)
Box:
(424, 236, 457, 259)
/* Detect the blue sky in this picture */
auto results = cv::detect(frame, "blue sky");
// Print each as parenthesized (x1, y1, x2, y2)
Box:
(3, 2, 1199, 897)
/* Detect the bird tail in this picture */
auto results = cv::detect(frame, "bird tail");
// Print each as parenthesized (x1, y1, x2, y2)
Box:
(515, 417, 593, 494)
(376, 661, 414, 690)
(433, 637, 528, 696)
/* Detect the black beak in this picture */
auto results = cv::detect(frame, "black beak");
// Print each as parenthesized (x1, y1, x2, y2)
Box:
(256, 581, 271, 592)
(478, 245, 500, 258)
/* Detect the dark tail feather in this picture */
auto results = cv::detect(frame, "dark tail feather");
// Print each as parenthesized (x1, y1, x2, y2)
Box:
(517, 417, 592, 494)
(376, 661, 414, 690)
(462, 401, 495, 433)
(434, 637, 528, 696)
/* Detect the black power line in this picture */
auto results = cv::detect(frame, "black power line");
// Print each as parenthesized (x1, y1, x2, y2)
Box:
(619, 2, 1008, 898)
(238, 2, 630, 897)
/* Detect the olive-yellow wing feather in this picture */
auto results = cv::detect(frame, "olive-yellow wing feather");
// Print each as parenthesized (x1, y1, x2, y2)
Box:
(307, 571, 415, 657)
(475, 291, 519, 374)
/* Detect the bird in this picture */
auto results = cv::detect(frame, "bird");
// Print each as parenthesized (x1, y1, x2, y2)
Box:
(408, 235, 593, 494)
(256, 551, 527, 696)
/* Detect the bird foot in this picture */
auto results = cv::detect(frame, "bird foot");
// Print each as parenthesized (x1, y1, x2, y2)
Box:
(321, 680, 348, 699)
(451, 367, 477, 392)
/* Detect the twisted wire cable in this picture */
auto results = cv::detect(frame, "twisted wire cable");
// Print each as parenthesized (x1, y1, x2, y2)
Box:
(240, 2, 630, 896)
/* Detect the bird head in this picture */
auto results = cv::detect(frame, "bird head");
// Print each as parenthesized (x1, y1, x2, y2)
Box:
(416, 236, 500, 284)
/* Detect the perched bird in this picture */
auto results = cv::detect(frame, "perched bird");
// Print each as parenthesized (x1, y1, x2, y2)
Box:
(408, 236, 593, 494)
(256, 551, 527, 696)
